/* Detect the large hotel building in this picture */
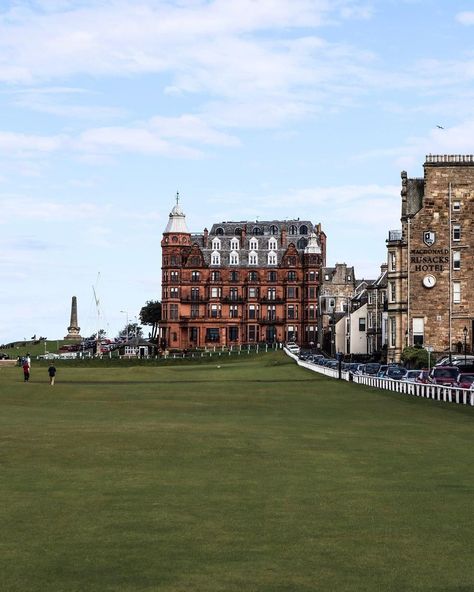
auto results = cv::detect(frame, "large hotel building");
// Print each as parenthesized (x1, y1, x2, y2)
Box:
(160, 200, 326, 350)
(387, 155, 474, 362)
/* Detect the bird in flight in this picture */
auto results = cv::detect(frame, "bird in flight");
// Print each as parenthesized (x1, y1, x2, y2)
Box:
(436, 125, 444, 129)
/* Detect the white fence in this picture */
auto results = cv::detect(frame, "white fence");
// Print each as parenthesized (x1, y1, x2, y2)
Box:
(284, 348, 474, 407)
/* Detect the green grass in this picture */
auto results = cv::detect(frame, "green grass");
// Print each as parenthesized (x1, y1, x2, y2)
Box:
(1, 352, 474, 592)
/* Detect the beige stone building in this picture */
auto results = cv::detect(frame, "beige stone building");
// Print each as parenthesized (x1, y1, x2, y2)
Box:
(387, 155, 474, 362)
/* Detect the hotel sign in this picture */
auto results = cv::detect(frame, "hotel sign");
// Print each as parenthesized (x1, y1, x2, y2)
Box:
(410, 248, 449, 272)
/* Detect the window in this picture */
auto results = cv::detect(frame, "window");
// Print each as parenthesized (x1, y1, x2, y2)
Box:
(249, 251, 258, 265)
(170, 304, 179, 320)
(268, 238, 277, 250)
(215, 227, 224, 236)
(191, 304, 199, 318)
(210, 304, 220, 318)
(212, 237, 221, 250)
(453, 200, 461, 212)
(267, 251, 277, 265)
(267, 305, 276, 321)
(453, 251, 461, 270)
(308, 271, 316, 281)
(170, 271, 179, 283)
(170, 287, 179, 298)
(287, 305, 296, 320)
(324, 274, 330, 281)
(191, 287, 200, 301)
(229, 305, 238, 318)
(228, 327, 239, 341)
(389, 281, 396, 303)
(368, 312, 373, 329)
(297, 238, 308, 249)
(191, 271, 200, 282)
(230, 238, 239, 250)
(230, 271, 239, 282)
(248, 304, 257, 320)
(210, 287, 221, 298)
(234, 227, 242, 236)
(268, 271, 277, 282)
(229, 288, 239, 301)
(211, 251, 221, 265)
(453, 281, 461, 304)
(230, 251, 239, 265)
(206, 328, 220, 342)
(368, 292, 373, 305)
(252, 227, 262, 235)
(389, 251, 396, 271)
(413, 317, 424, 346)
(453, 225, 461, 242)
(287, 287, 296, 298)
(307, 304, 316, 319)
(248, 325, 258, 341)
(248, 287, 258, 298)
(288, 271, 297, 281)
(249, 238, 258, 250)
(287, 256, 296, 266)
(308, 287, 316, 299)
(267, 287, 276, 301)
(170, 255, 180, 266)
(359, 317, 366, 332)
(289, 225, 297, 235)
(270, 225, 278, 235)
(248, 271, 258, 282)
(347, 275, 352, 281)
(190, 327, 198, 341)
(299, 225, 308, 235)
(390, 317, 396, 347)
(211, 270, 220, 282)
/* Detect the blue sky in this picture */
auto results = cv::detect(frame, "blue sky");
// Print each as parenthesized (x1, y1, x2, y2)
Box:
(2, 0, 474, 343)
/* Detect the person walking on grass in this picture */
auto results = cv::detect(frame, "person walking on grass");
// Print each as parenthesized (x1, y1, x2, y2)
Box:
(22, 358, 30, 382)
(48, 363, 57, 386)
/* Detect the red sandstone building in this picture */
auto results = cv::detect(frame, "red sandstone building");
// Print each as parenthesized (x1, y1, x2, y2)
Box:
(160, 199, 326, 350)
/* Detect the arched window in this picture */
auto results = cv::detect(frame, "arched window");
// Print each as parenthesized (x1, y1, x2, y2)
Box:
(267, 251, 277, 265)
(249, 238, 258, 250)
(211, 251, 221, 265)
(230, 251, 239, 265)
(299, 225, 308, 235)
(269, 225, 278, 235)
(230, 238, 240, 250)
(211, 237, 221, 250)
(268, 238, 277, 250)
(289, 225, 298, 235)
(252, 226, 262, 235)
(249, 251, 258, 265)
(215, 227, 224, 236)
(234, 227, 242, 236)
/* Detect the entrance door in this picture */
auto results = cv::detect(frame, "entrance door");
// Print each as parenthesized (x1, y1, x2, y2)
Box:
(266, 326, 276, 343)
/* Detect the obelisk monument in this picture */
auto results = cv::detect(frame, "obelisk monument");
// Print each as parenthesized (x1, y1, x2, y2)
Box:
(64, 296, 82, 341)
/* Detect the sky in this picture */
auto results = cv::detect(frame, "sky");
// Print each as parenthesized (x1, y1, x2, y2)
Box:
(2, 0, 474, 343)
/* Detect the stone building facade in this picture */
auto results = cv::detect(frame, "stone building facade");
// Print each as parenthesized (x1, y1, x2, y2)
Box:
(160, 200, 326, 350)
(366, 264, 388, 359)
(387, 155, 474, 362)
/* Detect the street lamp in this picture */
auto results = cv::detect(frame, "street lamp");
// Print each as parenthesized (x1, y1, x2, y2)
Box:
(120, 310, 129, 343)
(463, 326, 468, 365)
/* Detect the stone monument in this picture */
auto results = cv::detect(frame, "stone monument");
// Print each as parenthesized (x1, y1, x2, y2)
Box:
(64, 296, 82, 341)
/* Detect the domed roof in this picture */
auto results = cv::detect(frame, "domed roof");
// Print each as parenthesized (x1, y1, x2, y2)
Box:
(164, 193, 189, 234)
(304, 232, 321, 254)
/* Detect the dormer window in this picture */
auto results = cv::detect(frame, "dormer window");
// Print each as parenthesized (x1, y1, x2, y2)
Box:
(211, 251, 221, 265)
(268, 238, 277, 250)
(268, 251, 277, 265)
(212, 237, 221, 250)
(230, 238, 240, 250)
(249, 238, 258, 250)
(230, 251, 239, 265)
(299, 225, 308, 235)
(249, 251, 258, 265)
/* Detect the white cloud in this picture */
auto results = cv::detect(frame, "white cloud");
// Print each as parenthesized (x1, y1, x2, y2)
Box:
(456, 11, 474, 25)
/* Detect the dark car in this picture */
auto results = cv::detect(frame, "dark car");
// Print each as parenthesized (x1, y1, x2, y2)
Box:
(364, 363, 381, 376)
(456, 373, 474, 389)
(0, 353, 10, 360)
(386, 366, 407, 380)
(429, 366, 459, 386)
(377, 365, 388, 377)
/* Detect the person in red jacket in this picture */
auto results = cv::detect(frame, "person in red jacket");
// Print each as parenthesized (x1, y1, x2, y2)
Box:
(22, 359, 30, 382)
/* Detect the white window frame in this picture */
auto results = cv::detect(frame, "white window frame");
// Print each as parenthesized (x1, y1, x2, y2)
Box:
(229, 250, 239, 266)
(452, 225, 461, 242)
(230, 238, 239, 250)
(268, 238, 277, 250)
(453, 281, 461, 304)
(267, 251, 277, 265)
(453, 251, 460, 270)
(249, 250, 258, 265)
(249, 238, 258, 250)
(211, 238, 221, 250)
(452, 200, 461, 212)
(211, 251, 221, 265)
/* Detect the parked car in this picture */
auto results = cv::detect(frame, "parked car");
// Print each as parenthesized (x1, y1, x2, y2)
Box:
(415, 369, 430, 384)
(377, 365, 388, 377)
(0, 353, 10, 360)
(285, 342, 300, 355)
(402, 370, 420, 382)
(429, 366, 459, 386)
(363, 363, 381, 376)
(38, 352, 60, 360)
(436, 354, 474, 366)
(386, 366, 407, 380)
(456, 373, 474, 389)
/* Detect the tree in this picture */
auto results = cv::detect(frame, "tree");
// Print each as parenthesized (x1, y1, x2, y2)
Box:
(139, 300, 162, 341)
(401, 346, 436, 369)
(118, 323, 143, 341)
(88, 329, 107, 340)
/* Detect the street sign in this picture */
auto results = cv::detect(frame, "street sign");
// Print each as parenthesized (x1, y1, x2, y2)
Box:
(426, 346, 434, 352)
